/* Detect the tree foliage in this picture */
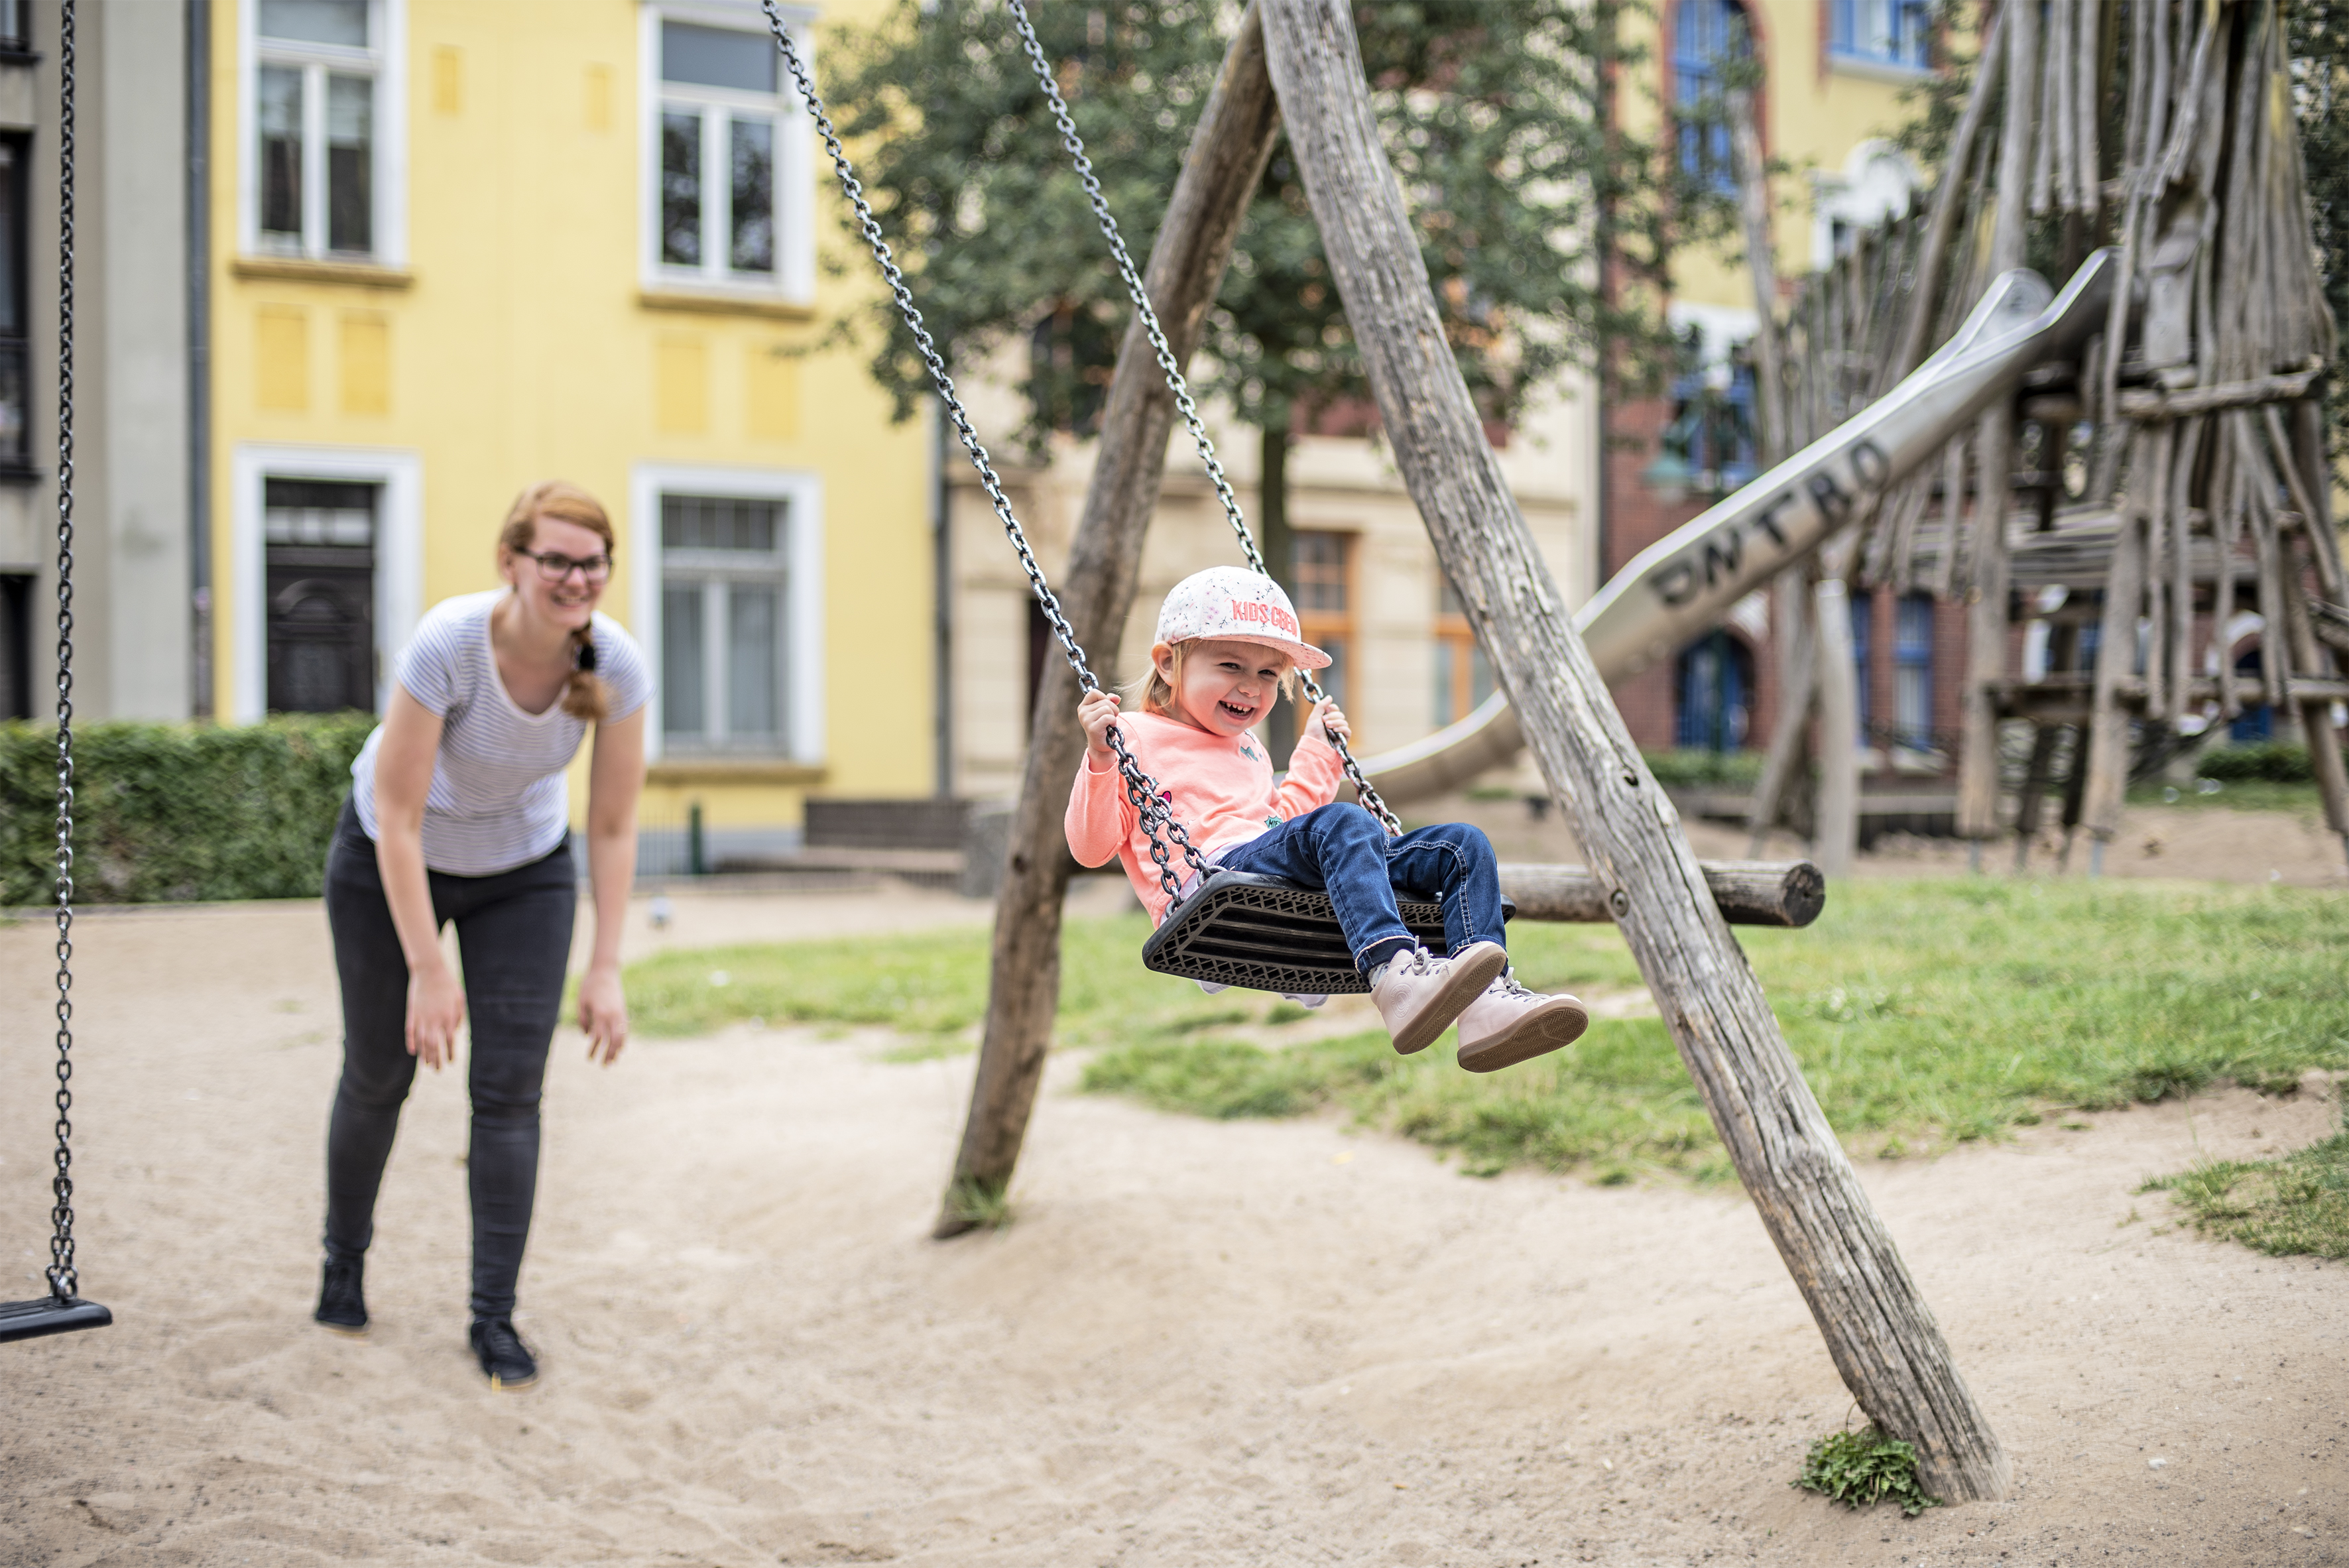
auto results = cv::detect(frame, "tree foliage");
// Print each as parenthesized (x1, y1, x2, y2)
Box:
(2291, 0, 2349, 462)
(823, 0, 1707, 453)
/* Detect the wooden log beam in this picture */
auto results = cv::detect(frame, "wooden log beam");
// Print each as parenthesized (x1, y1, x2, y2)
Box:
(1502, 861, 1826, 928)
(1258, 0, 2012, 1504)
(934, 8, 1282, 1238)
(2116, 364, 2323, 420)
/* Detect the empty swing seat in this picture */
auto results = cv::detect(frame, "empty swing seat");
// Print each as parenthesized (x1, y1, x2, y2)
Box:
(1139, 869, 1513, 996)
(0, 1294, 112, 1345)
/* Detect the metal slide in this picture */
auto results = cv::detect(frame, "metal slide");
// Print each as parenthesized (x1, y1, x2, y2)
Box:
(1356, 249, 2118, 804)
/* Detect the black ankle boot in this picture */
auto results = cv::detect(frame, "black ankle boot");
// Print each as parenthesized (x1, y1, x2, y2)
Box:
(314, 1255, 368, 1335)
(469, 1316, 538, 1390)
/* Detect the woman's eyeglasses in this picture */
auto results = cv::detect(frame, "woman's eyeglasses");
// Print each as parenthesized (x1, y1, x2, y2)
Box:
(516, 548, 613, 583)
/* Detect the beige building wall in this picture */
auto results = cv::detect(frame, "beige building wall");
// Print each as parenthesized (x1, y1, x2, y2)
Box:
(945, 370, 1597, 802)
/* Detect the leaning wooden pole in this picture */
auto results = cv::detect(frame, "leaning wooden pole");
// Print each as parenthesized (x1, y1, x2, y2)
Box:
(934, 8, 1283, 1238)
(1257, 0, 2012, 1502)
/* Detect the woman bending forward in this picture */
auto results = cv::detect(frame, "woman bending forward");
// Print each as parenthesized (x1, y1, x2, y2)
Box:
(314, 481, 648, 1390)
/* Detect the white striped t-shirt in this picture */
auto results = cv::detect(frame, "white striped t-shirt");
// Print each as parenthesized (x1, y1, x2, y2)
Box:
(351, 590, 650, 876)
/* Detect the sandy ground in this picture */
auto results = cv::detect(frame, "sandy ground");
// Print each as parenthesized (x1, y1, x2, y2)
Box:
(3, 866, 2345, 1568)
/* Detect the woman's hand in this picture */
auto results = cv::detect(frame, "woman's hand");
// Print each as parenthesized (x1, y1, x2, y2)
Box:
(1079, 688, 1123, 765)
(578, 963, 630, 1066)
(1303, 699, 1352, 746)
(406, 961, 468, 1072)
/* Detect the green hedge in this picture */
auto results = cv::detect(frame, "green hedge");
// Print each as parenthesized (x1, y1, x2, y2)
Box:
(0, 713, 377, 906)
(2196, 741, 2328, 784)
(1640, 747, 1766, 788)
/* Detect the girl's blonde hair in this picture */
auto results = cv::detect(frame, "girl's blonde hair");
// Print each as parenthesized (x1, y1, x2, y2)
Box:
(1134, 638, 1301, 717)
(499, 480, 616, 723)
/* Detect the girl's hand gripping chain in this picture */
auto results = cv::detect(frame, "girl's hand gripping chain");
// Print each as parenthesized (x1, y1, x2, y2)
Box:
(1079, 688, 1123, 767)
(1302, 699, 1351, 747)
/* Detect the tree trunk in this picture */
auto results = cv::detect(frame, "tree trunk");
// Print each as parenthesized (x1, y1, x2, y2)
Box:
(1727, 84, 1787, 466)
(1812, 577, 1860, 878)
(1258, 0, 2012, 1502)
(935, 7, 1284, 1237)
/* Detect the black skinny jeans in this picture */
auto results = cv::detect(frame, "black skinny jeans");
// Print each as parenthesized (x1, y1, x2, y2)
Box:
(322, 800, 575, 1319)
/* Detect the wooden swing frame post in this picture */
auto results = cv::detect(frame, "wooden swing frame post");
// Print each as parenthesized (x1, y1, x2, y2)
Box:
(1254, 0, 2011, 1501)
(934, 7, 1284, 1238)
(938, 0, 2012, 1501)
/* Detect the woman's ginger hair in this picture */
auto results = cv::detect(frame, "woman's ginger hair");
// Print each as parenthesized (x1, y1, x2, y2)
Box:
(499, 480, 616, 723)
(1133, 638, 1300, 718)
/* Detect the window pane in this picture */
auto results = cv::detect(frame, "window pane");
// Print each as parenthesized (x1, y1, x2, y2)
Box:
(1894, 593, 1934, 659)
(663, 583, 707, 737)
(1433, 638, 1457, 727)
(0, 143, 17, 335)
(0, 341, 25, 469)
(264, 478, 377, 546)
(661, 21, 776, 93)
(660, 110, 703, 267)
(1849, 589, 1872, 735)
(727, 583, 780, 740)
(1292, 532, 1350, 612)
(662, 494, 780, 552)
(1895, 666, 1931, 745)
(260, 0, 367, 48)
(729, 117, 774, 274)
(326, 74, 373, 254)
(260, 66, 306, 242)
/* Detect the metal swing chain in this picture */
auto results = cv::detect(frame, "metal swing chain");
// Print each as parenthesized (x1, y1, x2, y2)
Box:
(756, 1, 1207, 903)
(46, 0, 78, 1305)
(1000, 1, 1404, 836)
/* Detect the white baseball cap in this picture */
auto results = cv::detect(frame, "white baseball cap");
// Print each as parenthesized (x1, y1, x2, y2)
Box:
(1153, 566, 1331, 670)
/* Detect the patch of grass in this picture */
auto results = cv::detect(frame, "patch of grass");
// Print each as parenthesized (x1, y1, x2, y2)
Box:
(937, 1176, 1014, 1233)
(2143, 1109, 2349, 1259)
(2127, 779, 2327, 814)
(1085, 1030, 1396, 1120)
(622, 880, 2349, 1181)
(1794, 1426, 1939, 1517)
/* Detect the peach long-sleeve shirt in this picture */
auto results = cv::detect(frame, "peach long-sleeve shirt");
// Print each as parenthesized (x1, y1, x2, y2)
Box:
(1066, 710, 1347, 926)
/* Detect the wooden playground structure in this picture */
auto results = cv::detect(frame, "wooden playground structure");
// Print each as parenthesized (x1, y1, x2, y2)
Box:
(1748, 0, 2346, 876)
(783, 0, 2340, 1509)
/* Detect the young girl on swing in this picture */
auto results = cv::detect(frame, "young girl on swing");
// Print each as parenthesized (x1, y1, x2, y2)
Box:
(1067, 567, 1588, 1073)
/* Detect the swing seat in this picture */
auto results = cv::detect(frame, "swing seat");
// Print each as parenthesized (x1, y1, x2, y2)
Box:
(0, 1294, 111, 1345)
(1140, 870, 1512, 995)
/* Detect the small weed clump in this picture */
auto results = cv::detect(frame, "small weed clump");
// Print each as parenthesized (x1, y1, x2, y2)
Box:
(1794, 1426, 1939, 1517)
(2144, 1106, 2349, 1259)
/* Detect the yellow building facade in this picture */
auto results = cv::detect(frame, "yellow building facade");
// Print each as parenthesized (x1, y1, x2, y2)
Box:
(208, 0, 932, 854)
(1631, 0, 1961, 339)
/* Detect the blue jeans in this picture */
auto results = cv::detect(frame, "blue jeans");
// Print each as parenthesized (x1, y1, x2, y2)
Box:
(1211, 805, 1506, 976)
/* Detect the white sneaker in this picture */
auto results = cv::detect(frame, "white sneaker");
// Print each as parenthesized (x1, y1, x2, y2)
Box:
(1370, 940, 1508, 1055)
(1455, 970, 1590, 1073)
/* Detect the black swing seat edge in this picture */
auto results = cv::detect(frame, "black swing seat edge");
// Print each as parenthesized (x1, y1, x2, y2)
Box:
(1140, 869, 1513, 996)
(0, 1294, 112, 1345)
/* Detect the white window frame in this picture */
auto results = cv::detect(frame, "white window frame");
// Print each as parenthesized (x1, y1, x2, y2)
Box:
(1827, 0, 1933, 78)
(638, 2, 815, 306)
(237, 0, 408, 265)
(229, 443, 423, 723)
(630, 462, 825, 764)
